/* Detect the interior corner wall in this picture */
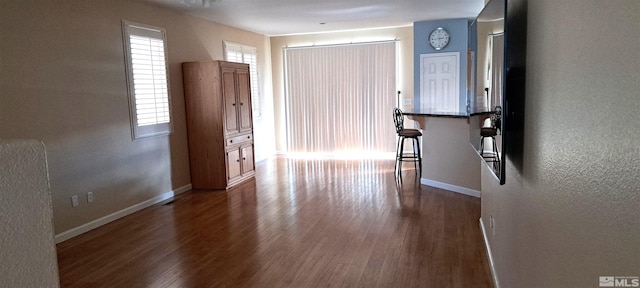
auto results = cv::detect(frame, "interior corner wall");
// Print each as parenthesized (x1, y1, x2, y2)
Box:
(480, 1, 640, 287)
(270, 26, 414, 153)
(413, 19, 469, 113)
(182, 14, 276, 164)
(0, 0, 273, 236)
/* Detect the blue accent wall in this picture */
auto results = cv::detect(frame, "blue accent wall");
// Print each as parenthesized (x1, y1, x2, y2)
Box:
(414, 19, 470, 113)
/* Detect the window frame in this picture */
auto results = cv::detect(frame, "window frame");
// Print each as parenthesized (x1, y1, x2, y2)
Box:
(223, 41, 261, 118)
(122, 20, 173, 140)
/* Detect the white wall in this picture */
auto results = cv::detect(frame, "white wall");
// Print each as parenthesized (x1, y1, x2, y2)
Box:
(0, 140, 60, 287)
(481, 1, 640, 287)
(0, 0, 274, 237)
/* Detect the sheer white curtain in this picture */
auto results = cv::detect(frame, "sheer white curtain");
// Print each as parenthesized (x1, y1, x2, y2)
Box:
(284, 41, 397, 155)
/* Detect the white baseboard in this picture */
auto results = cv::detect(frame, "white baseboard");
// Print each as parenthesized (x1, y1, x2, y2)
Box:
(480, 218, 500, 288)
(54, 184, 192, 244)
(419, 178, 481, 198)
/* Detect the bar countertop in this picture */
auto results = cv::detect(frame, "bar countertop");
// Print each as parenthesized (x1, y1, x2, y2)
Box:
(469, 107, 497, 116)
(402, 109, 469, 118)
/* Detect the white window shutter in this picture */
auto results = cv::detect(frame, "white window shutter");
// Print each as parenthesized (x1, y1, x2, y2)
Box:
(123, 21, 172, 139)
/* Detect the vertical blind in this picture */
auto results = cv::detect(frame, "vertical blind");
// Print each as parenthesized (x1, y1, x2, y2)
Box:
(224, 41, 261, 118)
(489, 34, 504, 108)
(284, 41, 397, 155)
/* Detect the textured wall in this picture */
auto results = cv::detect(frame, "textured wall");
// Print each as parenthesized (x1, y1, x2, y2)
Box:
(481, 1, 640, 287)
(0, 0, 273, 236)
(0, 140, 60, 287)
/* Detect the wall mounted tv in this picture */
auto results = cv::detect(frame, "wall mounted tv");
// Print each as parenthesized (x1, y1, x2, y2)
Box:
(469, 0, 527, 185)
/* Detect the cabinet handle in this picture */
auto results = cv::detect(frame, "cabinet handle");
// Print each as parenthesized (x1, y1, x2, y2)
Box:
(230, 140, 233, 143)
(240, 103, 244, 106)
(236, 159, 240, 162)
(243, 157, 246, 160)
(247, 136, 250, 139)
(232, 103, 236, 106)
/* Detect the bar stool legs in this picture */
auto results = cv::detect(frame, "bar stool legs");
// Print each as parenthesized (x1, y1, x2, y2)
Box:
(395, 135, 422, 178)
(480, 132, 500, 173)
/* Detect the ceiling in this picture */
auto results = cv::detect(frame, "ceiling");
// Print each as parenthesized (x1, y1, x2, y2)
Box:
(140, 0, 485, 36)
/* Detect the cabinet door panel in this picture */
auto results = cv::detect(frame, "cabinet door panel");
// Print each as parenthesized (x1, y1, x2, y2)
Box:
(236, 69, 253, 132)
(226, 148, 241, 181)
(241, 145, 255, 175)
(222, 69, 238, 135)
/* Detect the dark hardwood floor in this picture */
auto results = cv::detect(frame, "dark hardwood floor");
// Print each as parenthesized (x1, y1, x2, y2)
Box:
(56, 157, 493, 287)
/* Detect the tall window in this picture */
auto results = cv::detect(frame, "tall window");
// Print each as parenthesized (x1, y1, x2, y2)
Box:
(122, 21, 172, 140)
(224, 41, 260, 118)
(284, 41, 397, 155)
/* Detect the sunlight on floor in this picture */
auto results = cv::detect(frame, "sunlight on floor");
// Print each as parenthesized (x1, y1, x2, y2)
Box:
(283, 152, 396, 160)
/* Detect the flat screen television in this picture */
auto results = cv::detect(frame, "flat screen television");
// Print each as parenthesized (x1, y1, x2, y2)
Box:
(469, 0, 527, 185)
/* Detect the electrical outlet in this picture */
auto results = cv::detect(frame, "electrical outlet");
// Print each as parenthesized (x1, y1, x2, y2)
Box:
(71, 195, 79, 207)
(403, 98, 412, 105)
(87, 192, 94, 203)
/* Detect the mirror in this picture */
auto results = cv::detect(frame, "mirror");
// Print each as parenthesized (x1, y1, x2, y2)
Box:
(470, 0, 506, 184)
(470, 0, 527, 185)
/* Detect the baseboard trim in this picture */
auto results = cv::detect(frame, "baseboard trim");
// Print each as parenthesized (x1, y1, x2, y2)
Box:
(480, 218, 500, 288)
(419, 178, 481, 198)
(54, 184, 192, 244)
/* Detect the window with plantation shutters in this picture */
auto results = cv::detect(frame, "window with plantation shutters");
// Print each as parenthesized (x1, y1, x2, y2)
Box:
(223, 41, 260, 118)
(122, 21, 172, 140)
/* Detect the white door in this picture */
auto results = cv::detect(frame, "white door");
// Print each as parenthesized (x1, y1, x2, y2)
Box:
(420, 52, 460, 113)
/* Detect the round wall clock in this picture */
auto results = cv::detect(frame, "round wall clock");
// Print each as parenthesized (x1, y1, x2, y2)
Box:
(429, 27, 450, 50)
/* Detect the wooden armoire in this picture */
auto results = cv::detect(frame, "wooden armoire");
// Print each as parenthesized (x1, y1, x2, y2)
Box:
(182, 61, 255, 189)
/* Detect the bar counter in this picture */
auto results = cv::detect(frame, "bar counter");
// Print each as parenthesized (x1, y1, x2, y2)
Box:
(400, 108, 481, 197)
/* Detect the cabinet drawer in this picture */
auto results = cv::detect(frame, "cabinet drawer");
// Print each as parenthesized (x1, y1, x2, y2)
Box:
(226, 133, 252, 146)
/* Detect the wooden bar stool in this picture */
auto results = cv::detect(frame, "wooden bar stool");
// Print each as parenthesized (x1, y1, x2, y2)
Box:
(393, 108, 422, 177)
